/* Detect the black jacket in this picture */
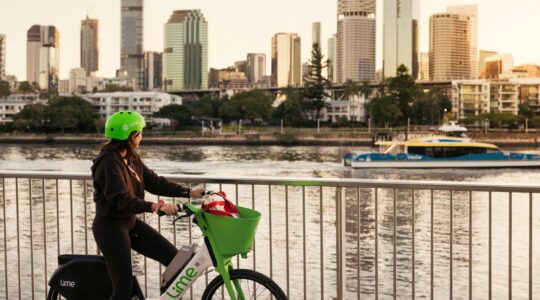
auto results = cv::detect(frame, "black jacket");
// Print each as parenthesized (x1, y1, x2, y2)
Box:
(91, 150, 191, 218)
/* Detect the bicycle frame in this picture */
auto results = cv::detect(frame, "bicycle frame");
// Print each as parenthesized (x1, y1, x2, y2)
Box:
(159, 203, 247, 300)
(160, 242, 213, 299)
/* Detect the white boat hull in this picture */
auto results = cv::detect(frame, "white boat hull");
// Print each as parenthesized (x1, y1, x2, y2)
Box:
(347, 160, 540, 169)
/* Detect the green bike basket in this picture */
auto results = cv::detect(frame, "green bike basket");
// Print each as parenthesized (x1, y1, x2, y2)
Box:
(203, 206, 261, 258)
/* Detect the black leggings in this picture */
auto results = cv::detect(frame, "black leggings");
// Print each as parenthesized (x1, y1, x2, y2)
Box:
(92, 215, 178, 300)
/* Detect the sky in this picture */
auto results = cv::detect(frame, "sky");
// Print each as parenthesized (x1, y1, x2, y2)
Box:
(1, 0, 540, 80)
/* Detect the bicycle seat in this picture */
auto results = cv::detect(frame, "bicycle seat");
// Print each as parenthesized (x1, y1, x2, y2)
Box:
(57, 254, 105, 265)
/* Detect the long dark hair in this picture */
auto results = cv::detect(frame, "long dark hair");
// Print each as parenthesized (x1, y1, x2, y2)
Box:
(100, 131, 140, 164)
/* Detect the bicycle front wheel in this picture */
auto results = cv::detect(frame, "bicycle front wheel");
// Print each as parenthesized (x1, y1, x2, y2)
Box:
(202, 269, 287, 300)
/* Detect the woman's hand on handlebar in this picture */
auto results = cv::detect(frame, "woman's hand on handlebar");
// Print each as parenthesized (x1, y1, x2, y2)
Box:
(159, 203, 179, 216)
(189, 188, 206, 198)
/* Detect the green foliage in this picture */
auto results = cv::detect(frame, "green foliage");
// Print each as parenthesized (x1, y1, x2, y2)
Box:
(341, 79, 360, 100)
(273, 86, 307, 126)
(18, 81, 35, 94)
(153, 104, 193, 129)
(39, 89, 59, 100)
(411, 87, 452, 125)
(12, 96, 98, 133)
(31, 82, 41, 93)
(518, 103, 535, 119)
(220, 89, 273, 121)
(303, 43, 331, 120)
(13, 103, 47, 131)
(45, 96, 99, 132)
(0, 80, 10, 99)
(103, 83, 133, 92)
(367, 95, 403, 127)
(191, 95, 225, 118)
(530, 116, 540, 128)
(360, 80, 373, 99)
(385, 64, 420, 122)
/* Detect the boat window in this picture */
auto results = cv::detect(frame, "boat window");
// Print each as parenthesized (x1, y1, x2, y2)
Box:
(409, 147, 444, 158)
(409, 146, 499, 158)
(408, 147, 425, 155)
(486, 148, 501, 153)
(433, 147, 445, 158)
(444, 147, 476, 157)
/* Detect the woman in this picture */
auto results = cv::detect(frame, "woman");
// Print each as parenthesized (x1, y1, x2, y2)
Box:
(91, 111, 204, 299)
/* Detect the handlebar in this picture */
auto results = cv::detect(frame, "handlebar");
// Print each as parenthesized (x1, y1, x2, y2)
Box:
(156, 200, 202, 217)
(157, 191, 209, 221)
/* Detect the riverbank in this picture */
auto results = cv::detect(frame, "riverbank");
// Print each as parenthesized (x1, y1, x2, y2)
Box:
(0, 132, 539, 147)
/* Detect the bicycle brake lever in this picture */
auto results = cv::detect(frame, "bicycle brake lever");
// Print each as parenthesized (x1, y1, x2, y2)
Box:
(172, 214, 192, 224)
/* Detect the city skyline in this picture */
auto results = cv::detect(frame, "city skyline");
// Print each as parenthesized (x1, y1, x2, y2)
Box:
(1, 0, 540, 81)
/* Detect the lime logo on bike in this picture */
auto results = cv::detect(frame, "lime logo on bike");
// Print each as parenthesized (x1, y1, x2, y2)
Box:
(59, 279, 75, 288)
(164, 267, 198, 298)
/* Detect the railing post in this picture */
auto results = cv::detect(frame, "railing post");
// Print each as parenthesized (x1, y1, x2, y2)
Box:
(336, 186, 346, 300)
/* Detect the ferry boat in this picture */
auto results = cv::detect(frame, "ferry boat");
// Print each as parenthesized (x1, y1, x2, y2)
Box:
(343, 123, 540, 168)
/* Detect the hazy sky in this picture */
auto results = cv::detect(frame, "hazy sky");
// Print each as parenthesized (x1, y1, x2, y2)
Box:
(1, 0, 540, 80)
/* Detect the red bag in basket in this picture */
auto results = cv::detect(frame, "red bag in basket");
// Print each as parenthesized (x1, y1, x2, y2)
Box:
(201, 191, 240, 218)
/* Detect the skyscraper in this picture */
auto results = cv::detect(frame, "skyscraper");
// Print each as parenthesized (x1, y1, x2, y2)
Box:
(312, 22, 321, 46)
(121, 0, 144, 90)
(447, 5, 478, 79)
(144, 51, 162, 91)
(327, 34, 337, 83)
(81, 17, 99, 76)
(418, 52, 429, 81)
(246, 53, 266, 84)
(478, 50, 498, 79)
(27, 25, 60, 90)
(383, 0, 419, 78)
(429, 13, 470, 81)
(0, 34, 5, 79)
(412, 18, 419, 78)
(271, 33, 302, 87)
(484, 54, 514, 79)
(163, 10, 208, 91)
(337, 0, 376, 83)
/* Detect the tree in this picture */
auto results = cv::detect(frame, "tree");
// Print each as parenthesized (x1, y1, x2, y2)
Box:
(153, 104, 193, 129)
(341, 79, 360, 100)
(18, 81, 34, 95)
(273, 86, 307, 126)
(519, 103, 535, 119)
(31, 82, 41, 93)
(367, 95, 403, 127)
(303, 43, 331, 120)
(359, 80, 373, 99)
(221, 89, 274, 122)
(0, 80, 10, 99)
(191, 95, 224, 118)
(411, 87, 451, 125)
(385, 64, 420, 123)
(46, 96, 99, 132)
(104, 83, 133, 92)
(12, 103, 47, 131)
(530, 116, 540, 129)
(40, 89, 59, 100)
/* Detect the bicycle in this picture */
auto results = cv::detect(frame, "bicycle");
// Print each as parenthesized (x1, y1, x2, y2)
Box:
(46, 197, 287, 300)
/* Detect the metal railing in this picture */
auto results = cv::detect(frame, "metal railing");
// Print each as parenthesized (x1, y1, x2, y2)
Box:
(0, 170, 538, 299)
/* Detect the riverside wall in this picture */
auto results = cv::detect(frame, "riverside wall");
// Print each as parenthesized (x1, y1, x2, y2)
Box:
(0, 132, 539, 148)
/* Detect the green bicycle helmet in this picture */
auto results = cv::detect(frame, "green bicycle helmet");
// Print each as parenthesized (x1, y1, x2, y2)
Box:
(105, 111, 146, 141)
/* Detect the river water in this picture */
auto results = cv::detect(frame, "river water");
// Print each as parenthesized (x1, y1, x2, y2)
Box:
(0, 143, 539, 299)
